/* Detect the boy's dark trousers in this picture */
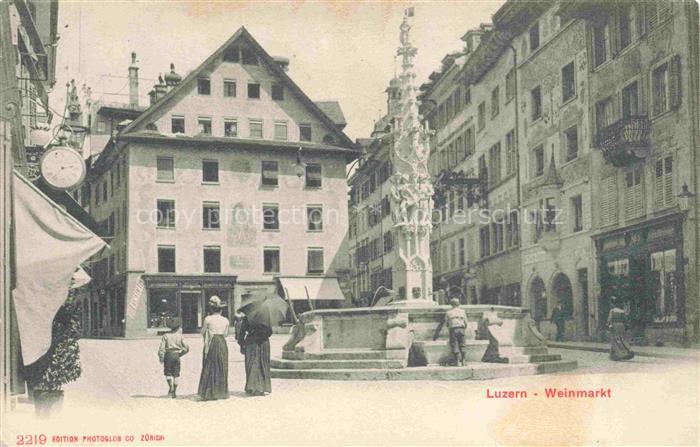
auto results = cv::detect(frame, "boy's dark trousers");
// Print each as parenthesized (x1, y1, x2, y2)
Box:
(448, 327, 466, 365)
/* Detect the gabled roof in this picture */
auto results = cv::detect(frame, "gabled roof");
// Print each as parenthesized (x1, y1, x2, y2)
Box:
(314, 101, 346, 128)
(121, 26, 355, 151)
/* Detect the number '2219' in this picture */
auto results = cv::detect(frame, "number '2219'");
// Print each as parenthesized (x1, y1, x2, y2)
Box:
(16, 434, 47, 445)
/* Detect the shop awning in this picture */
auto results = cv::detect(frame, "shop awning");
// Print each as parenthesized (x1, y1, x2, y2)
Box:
(278, 277, 345, 301)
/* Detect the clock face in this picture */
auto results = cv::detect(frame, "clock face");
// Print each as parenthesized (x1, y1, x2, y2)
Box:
(39, 146, 86, 190)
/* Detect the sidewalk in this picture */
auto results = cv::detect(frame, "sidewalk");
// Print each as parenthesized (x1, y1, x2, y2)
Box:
(549, 340, 700, 360)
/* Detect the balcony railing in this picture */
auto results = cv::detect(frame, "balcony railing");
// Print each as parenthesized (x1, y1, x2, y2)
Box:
(597, 116, 652, 167)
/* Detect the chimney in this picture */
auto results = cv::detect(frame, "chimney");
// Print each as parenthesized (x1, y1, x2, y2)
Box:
(128, 51, 139, 107)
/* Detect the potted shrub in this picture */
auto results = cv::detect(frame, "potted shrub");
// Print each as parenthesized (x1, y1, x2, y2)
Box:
(25, 296, 82, 418)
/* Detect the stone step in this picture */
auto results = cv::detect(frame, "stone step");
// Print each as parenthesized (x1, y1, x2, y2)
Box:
(270, 360, 578, 381)
(502, 353, 562, 364)
(271, 358, 405, 370)
(282, 350, 391, 361)
(500, 346, 549, 356)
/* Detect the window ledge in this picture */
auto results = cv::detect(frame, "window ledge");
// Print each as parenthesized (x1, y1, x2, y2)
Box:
(262, 229, 281, 233)
(305, 186, 323, 191)
(156, 226, 176, 230)
(202, 228, 221, 231)
(260, 184, 279, 189)
(156, 179, 175, 184)
(306, 230, 324, 234)
(561, 95, 577, 108)
(202, 181, 220, 186)
(263, 272, 281, 277)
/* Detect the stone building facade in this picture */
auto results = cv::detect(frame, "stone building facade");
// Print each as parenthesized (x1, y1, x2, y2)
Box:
(83, 27, 358, 337)
(417, 0, 699, 345)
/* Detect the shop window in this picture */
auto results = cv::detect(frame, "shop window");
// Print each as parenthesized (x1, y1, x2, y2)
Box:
(157, 246, 176, 272)
(264, 247, 280, 274)
(202, 202, 220, 230)
(307, 205, 323, 231)
(262, 204, 279, 230)
(305, 163, 322, 188)
(261, 160, 278, 186)
(607, 259, 629, 277)
(148, 289, 177, 328)
(202, 160, 219, 183)
(307, 248, 324, 275)
(651, 249, 678, 322)
(203, 246, 221, 273)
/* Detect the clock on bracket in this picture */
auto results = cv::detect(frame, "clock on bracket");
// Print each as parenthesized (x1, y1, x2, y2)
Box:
(39, 146, 86, 190)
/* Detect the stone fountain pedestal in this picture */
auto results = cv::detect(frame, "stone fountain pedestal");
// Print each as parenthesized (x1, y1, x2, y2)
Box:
(270, 305, 577, 380)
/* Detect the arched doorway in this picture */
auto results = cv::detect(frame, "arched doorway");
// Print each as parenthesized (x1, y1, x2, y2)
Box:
(530, 276, 547, 323)
(552, 273, 574, 319)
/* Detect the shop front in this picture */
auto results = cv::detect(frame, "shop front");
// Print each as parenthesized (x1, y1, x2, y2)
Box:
(143, 275, 236, 334)
(595, 214, 685, 343)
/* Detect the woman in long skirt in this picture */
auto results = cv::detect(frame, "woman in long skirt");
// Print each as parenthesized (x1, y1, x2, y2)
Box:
(198, 296, 230, 400)
(607, 296, 635, 361)
(236, 317, 272, 396)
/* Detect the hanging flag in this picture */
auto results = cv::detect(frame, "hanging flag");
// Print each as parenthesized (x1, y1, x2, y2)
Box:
(12, 172, 106, 365)
(404, 7, 415, 17)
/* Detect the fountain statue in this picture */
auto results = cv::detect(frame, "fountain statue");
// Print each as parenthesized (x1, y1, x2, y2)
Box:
(270, 10, 576, 380)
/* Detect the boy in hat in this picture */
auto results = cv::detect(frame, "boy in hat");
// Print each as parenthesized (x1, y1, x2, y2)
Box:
(433, 298, 469, 366)
(158, 317, 189, 398)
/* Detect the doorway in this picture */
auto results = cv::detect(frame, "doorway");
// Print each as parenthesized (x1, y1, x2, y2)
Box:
(181, 291, 201, 333)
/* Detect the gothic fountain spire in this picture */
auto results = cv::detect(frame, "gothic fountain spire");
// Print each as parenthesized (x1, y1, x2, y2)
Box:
(389, 8, 435, 305)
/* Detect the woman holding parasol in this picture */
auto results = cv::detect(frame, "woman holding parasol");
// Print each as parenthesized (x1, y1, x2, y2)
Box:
(237, 291, 288, 396)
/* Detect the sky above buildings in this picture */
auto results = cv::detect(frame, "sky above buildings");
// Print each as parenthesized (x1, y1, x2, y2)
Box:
(51, 1, 504, 141)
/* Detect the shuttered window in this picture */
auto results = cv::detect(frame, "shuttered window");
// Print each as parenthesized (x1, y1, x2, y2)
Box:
(625, 167, 644, 220)
(600, 175, 618, 226)
(647, 2, 672, 31)
(654, 156, 675, 209)
(669, 55, 682, 110)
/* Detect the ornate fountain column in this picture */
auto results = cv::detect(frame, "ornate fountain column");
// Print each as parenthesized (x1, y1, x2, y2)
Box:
(389, 12, 435, 306)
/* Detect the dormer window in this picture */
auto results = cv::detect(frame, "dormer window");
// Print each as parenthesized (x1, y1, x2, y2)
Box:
(241, 47, 258, 65)
(223, 46, 240, 63)
(197, 78, 211, 95)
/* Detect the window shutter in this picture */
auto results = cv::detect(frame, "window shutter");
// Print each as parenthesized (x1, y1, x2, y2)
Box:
(664, 156, 674, 207)
(601, 175, 618, 226)
(669, 55, 682, 109)
(654, 159, 665, 209)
